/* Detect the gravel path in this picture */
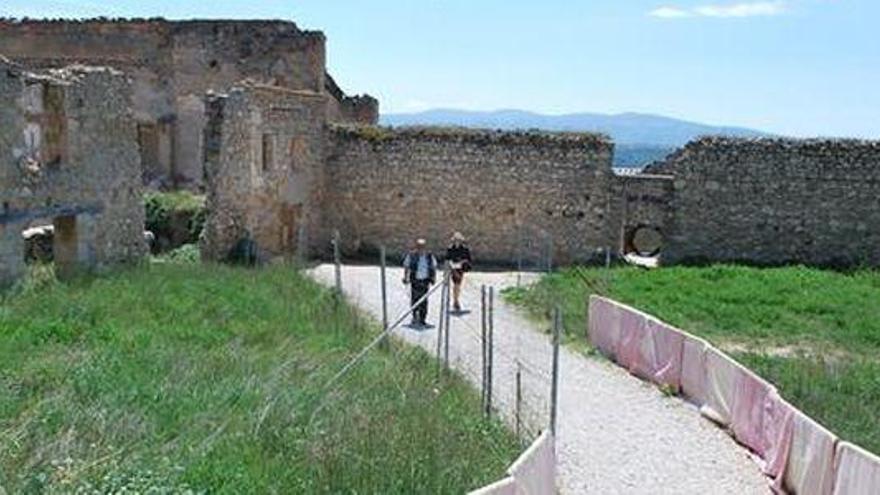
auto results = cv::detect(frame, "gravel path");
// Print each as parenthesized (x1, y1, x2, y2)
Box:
(308, 264, 770, 494)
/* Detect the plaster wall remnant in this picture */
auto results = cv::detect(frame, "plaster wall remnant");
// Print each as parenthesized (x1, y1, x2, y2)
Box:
(200, 83, 326, 262)
(0, 56, 145, 286)
(0, 18, 377, 189)
(658, 137, 880, 267)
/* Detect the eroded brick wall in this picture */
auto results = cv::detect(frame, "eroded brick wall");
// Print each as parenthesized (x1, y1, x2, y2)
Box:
(320, 126, 615, 265)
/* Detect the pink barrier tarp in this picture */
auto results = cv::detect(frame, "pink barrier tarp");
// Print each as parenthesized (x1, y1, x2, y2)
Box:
(833, 442, 880, 495)
(701, 346, 741, 427)
(468, 476, 516, 495)
(589, 296, 686, 390)
(784, 409, 838, 495)
(507, 431, 556, 495)
(761, 392, 796, 483)
(632, 318, 685, 390)
(585, 295, 880, 495)
(588, 296, 622, 360)
(680, 332, 709, 405)
(616, 306, 648, 373)
(731, 360, 778, 455)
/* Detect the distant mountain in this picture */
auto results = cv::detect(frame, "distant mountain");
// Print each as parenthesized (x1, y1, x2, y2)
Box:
(380, 109, 771, 166)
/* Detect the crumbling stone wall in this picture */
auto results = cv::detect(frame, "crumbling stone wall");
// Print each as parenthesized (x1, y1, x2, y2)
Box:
(661, 137, 880, 267)
(609, 173, 674, 256)
(0, 18, 377, 188)
(201, 84, 326, 262)
(324, 74, 379, 125)
(0, 57, 144, 285)
(321, 126, 615, 264)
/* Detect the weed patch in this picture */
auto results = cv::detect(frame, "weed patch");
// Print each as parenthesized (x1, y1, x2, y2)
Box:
(0, 264, 518, 493)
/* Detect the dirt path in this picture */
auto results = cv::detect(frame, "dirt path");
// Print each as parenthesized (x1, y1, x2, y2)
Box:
(308, 265, 770, 494)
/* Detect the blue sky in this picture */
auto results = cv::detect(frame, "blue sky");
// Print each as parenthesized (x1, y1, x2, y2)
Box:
(3, 0, 878, 138)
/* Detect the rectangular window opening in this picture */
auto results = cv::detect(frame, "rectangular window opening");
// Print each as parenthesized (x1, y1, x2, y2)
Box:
(262, 134, 275, 172)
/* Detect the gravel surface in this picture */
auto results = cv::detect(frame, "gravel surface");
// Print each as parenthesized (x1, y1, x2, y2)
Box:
(308, 264, 770, 494)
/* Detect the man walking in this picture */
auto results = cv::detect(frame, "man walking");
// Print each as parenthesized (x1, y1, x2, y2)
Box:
(402, 238, 437, 327)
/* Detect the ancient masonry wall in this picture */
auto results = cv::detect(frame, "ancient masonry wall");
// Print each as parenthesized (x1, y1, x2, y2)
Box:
(201, 84, 327, 261)
(0, 18, 377, 188)
(324, 74, 379, 126)
(609, 173, 674, 255)
(661, 137, 880, 267)
(0, 57, 144, 285)
(321, 126, 615, 264)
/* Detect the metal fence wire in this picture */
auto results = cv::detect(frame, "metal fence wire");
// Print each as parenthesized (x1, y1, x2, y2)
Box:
(324, 233, 562, 449)
(516, 225, 554, 286)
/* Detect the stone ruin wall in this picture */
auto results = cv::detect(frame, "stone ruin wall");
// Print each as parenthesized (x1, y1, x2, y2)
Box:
(201, 84, 327, 262)
(659, 137, 880, 267)
(0, 57, 144, 285)
(324, 74, 379, 127)
(320, 126, 616, 265)
(0, 18, 377, 189)
(609, 172, 674, 256)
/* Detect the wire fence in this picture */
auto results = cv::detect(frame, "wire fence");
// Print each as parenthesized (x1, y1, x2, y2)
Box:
(322, 234, 564, 451)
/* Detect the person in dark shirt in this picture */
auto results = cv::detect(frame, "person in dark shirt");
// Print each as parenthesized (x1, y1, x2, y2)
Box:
(445, 232, 472, 312)
(402, 238, 437, 326)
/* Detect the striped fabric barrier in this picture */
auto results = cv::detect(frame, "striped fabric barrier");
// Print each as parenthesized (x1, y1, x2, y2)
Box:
(588, 297, 684, 391)
(834, 442, 880, 495)
(468, 431, 556, 495)
(784, 409, 838, 495)
(680, 332, 710, 404)
(469, 477, 515, 495)
(587, 295, 879, 495)
(760, 391, 795, 484)
(587, 296, 623, 361)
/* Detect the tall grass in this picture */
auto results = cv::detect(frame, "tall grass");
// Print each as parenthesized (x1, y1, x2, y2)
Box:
(0, 263, 518, 493)
(504, 264, 880, 454)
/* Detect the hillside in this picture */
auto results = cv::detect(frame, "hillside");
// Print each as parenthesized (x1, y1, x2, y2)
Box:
(381, 109, 770, 166)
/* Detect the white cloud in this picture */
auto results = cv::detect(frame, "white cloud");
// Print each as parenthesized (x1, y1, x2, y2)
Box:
(695, 2, 786, 17)
(649, 6, 694, 18)
(650, 1, 787, 19)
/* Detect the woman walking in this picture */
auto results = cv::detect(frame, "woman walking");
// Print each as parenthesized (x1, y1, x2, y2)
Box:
(445, 232, 472, 312)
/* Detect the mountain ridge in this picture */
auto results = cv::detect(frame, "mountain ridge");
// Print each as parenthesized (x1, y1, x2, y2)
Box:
(380, 109, 770, 148)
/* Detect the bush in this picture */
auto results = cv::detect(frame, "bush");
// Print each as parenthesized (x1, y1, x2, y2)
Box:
(154, 243, 201, 264)
(144, 191, 206, 252)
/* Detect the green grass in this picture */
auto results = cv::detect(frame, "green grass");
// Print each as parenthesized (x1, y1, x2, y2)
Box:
(504, 264, 880, 454)
(0, 263, 518, 493)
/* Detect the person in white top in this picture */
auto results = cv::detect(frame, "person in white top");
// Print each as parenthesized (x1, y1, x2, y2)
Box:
(445, 232, 472, 312)
(402, 238, 438, 326)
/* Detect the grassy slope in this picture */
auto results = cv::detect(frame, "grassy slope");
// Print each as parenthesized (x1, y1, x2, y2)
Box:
(0, 263, 518, 493)
(504, 264, 880, 454)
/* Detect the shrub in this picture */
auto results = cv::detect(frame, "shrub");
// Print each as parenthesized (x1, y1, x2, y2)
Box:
(144, 191, 206, 252)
